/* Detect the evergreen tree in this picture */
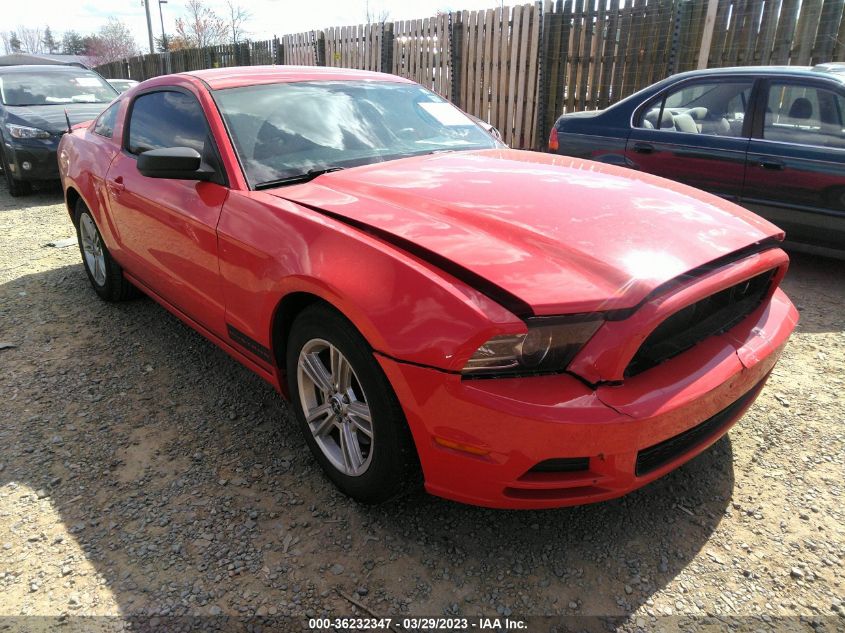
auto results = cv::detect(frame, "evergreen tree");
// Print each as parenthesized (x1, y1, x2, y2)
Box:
(61, 31, 86, 55)
(42, 26, 58, 53)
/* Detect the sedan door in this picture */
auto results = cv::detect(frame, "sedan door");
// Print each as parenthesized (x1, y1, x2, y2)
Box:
(743, 78, 845, 252)
(625, 78, 755, 202)
(105, 88, 229, 337)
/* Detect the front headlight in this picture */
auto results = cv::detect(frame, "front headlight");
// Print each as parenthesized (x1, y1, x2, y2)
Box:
(6, 124, 52, 139)
(462, 319, 602, 377)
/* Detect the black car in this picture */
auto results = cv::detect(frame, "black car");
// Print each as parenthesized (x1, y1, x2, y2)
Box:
(549, 64, 845, 257)
(0, 65, 118, 196)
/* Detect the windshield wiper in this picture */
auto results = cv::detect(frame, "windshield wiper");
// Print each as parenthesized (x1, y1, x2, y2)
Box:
(255, 167, 344, 190)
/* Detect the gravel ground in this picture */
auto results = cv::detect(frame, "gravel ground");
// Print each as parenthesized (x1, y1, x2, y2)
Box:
(0, 183, 843, 632)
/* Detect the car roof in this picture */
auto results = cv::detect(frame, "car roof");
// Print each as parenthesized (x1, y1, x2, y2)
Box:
(0, 64, 93, 74)
(184, 64, 414, 90)
(665, 64, 845, 85)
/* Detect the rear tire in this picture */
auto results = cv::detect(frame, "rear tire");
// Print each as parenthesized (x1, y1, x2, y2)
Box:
(74, 199, 138, 301)
(286, 303, 421, 504)
(1, 145, 32, 197)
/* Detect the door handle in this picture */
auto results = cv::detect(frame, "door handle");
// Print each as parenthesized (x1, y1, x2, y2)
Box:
(107, 176, 125, 195)
(632, 142, 654, 154)
(757, 159, 784, 170)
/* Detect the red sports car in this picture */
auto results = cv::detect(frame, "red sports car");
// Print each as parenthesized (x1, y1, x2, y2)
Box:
(58, 66, 798, 509)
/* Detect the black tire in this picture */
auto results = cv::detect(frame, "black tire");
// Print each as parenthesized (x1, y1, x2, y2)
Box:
(74, 199, 138, 301)
(1, 145, 32, 197)
(286, 303, 421, 504)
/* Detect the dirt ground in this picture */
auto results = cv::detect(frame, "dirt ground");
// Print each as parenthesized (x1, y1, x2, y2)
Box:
(0, 183, 843, 632)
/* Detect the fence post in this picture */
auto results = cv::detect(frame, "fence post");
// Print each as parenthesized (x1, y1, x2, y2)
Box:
(381, 22, 395, 74)
(668, 0, 687, 75)
(315, 30, 327, 66)
(449, 12, 463, 108)
(536, 1, 548, 150)
(273, 36, 284, 65)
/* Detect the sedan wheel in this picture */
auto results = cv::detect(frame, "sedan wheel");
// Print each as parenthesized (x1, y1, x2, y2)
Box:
(287, 303, 421, 503)
(297, 338, 374, 476)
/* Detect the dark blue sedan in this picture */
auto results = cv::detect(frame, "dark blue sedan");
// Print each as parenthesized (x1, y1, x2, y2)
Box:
(0, 65, 117, 196)
(549, 64, 845, 257)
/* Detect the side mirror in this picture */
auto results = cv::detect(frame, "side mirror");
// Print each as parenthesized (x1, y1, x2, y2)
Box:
(137, 147, 214, 181)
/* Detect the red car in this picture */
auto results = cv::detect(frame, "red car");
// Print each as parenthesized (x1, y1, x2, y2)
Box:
(58, 66, 797, 509)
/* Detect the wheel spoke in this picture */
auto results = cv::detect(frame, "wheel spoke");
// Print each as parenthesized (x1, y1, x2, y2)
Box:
(331, 346, 351, 392)
(307, 402, 336, 436)
(347, 401, 372, 438)
(80, 222, 93, 252)
(340, 422, 364, 472)
(299, 352, 333, 395)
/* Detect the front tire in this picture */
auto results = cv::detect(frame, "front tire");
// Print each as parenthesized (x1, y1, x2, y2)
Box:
(286, 304, 421, 504)
(74, 200, 137, 301)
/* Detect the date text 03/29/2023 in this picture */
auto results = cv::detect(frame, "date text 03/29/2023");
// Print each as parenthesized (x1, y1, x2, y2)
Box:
(308, 617, 528, 630)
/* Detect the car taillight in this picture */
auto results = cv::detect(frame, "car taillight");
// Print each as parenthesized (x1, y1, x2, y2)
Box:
(548, 126, 559, 152)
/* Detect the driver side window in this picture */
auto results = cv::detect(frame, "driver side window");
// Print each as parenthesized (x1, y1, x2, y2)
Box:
(126, 90, 208, 156)
(638, 80, 753, 138)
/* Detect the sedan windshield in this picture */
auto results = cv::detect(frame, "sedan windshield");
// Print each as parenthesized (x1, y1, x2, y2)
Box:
(0, 68, 118, 106)
(0, 70, 117, 106)
(214, 81, 499, 188)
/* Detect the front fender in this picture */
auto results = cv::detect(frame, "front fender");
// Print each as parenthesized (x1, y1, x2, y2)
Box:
(217, 190, 524, 372)
(59, 130, 121, 255)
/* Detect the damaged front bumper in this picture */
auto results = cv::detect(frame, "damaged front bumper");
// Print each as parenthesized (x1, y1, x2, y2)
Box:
(377, 284, 797, 509)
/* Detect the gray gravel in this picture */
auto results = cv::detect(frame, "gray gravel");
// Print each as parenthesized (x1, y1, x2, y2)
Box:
(0, 183, 843, 628)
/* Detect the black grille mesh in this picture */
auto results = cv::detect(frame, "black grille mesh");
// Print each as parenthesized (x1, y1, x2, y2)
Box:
(626, 270, 775, 377)
(635, 380, 762, 477)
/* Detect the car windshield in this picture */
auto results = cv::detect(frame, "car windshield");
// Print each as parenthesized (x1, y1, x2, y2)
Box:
(0, 70, 117, 106)
(214, 80, 499, 188)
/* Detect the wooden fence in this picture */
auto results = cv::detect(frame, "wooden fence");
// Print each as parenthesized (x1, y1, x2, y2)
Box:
(96, 0, 845, 151)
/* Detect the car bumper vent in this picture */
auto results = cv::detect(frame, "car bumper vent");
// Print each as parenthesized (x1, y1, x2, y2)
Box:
(625, 269, 775, 377)
(634, 380, 763, 477)
(528, 457, 590, 473)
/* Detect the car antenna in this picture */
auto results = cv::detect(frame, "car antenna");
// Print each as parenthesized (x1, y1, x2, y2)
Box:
(64, 109, 72, 134)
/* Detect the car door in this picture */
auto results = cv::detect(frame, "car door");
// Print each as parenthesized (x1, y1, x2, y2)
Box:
(625, 77, 755, 202)
(743, 78, 845, 251)
(106, 88, 229, 337)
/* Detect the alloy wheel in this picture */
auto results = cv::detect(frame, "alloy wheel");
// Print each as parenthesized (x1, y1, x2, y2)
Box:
(79, 213, 107, 287)
(296, 338, 374, 476)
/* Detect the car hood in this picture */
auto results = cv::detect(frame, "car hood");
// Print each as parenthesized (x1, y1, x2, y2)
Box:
(270, 149, 783, 316)
(2, 103, 111, 134)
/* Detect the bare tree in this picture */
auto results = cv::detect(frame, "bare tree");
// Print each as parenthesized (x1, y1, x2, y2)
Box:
(175, 0, 229, 49)
(85, 18, 140, 66)
(226, 1, 251, 45)
(17, 26, 44, 53)
(365, 0, 390, 24)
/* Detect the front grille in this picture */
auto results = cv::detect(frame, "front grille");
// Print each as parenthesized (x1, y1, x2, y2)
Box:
(625, 270, 775, 377)
(634, 379, 763, 477)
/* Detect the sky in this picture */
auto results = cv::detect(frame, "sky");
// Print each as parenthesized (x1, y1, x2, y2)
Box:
(4, 0, 505, 54)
